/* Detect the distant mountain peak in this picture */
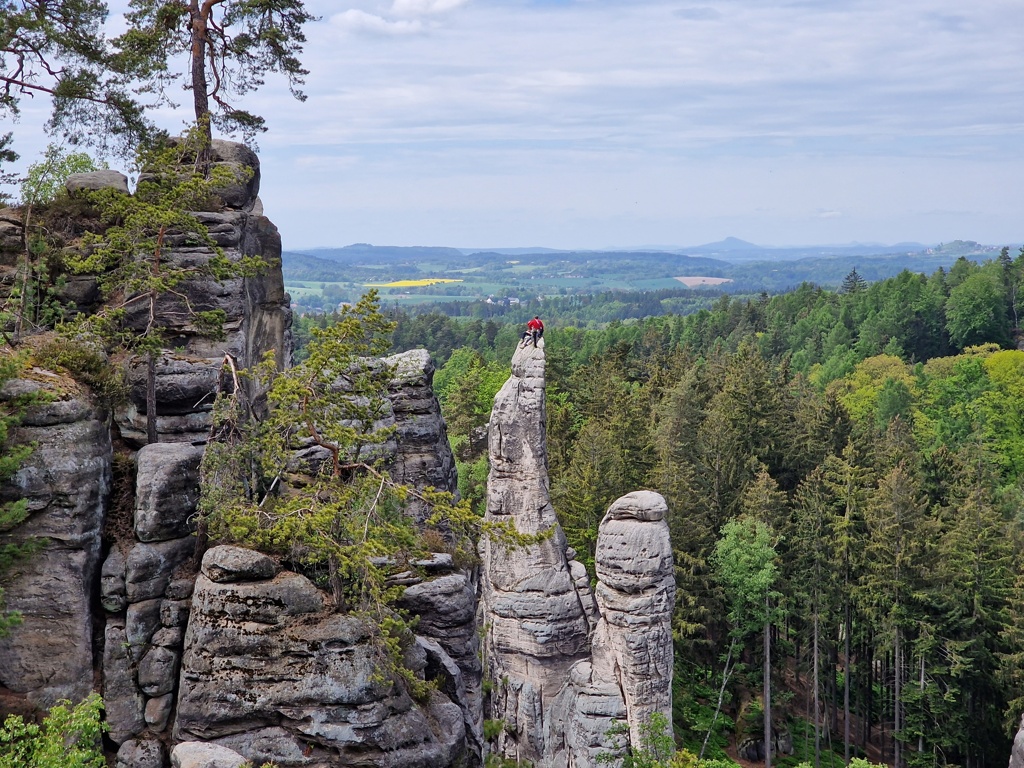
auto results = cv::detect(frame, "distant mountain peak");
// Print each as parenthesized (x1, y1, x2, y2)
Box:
(689, 237, 761, 251)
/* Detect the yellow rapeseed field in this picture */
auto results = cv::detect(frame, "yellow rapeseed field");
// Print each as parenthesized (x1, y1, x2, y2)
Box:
(363, 279, 464, 287)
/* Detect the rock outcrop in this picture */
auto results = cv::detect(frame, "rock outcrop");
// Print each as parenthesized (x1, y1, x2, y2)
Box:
(1010, 715, 1024, 768)
(0, 375, 111, 709)
(384, 349, 458, 524)
(547, 492, 674, 768)
(482, 340, 674, 767)
(105, 140, 290, 446)
(481, 339, 592, 762)
(174, 546, 467, 768)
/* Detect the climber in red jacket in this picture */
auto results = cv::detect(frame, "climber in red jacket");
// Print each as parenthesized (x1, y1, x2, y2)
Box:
(522, 316, 544, 347)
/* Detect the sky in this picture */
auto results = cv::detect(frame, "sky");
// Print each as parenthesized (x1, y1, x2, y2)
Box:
(6, 0, 1024, 251)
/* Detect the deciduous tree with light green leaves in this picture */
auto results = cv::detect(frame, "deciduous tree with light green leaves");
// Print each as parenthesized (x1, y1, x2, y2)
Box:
(713, 512, 782, 768)
(0, 693, 106, 768)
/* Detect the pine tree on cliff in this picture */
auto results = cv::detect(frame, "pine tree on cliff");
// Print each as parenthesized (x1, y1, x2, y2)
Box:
(115, 0, 316, 151)
(64, 124, 264, 443)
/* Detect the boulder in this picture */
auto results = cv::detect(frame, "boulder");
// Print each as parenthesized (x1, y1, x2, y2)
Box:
(145, 693, 175, 731)
(100, 547, 128, 612)
(65, 169, 130, 196)
(172, 742, 248, 768)
(201, 544, 278, 583)
(125, 536, 196, 602)
(103, 619, 146, 745)
(135, 442, 205, 542)
(117, 739, 166, 768)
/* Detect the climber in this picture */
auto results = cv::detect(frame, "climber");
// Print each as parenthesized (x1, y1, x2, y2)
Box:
(521, 316, 544, 347)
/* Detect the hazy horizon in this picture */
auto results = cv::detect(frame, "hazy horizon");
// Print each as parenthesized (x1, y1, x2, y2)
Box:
(5, 0, 1023, 251)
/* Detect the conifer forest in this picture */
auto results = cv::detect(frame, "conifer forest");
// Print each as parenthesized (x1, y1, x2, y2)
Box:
(355, 252, 1024, 768)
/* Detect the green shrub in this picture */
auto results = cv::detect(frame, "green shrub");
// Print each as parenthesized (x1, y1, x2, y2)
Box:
(0, 693, 106, 768)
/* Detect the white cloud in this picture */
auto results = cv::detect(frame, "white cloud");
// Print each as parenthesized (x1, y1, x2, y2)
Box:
(329, 9, 423, 35)
(9, 0, 1024, 248)
(390, 0, 471, 17)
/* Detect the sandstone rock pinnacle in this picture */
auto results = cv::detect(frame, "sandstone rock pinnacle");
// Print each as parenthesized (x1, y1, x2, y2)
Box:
(482, 340, 674, 767)
(481, 339, 592, 762)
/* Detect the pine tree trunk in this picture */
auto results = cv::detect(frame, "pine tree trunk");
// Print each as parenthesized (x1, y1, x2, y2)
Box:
(764, 597, 772, 768)
(189, 0, 213, 161)
(894, 633, 902, 768)
(844, 600, 851, 764)
(917, 654, 925, 755)
(814, 609, 820, 768)
(147, 351, 158, 445)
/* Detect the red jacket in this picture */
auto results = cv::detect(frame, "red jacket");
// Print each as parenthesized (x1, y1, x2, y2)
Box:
(527, 318, 544, 332)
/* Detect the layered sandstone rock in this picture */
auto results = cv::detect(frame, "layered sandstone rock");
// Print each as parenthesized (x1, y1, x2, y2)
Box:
(174, 546, 467, 768)
(482, 343, 674, 768)
(0, 377, 111, 709)
(102, 141, 290, 446)
(384, 349, 458, 524)
(480, 339, 593, 762)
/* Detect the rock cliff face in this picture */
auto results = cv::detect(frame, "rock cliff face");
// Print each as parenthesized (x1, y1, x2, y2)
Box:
(0, 376, 111, 709)
(174, 546, 467, 768)
(481, 340, 674, 767)
(0, 146, 672, 768)
(0, 141, 467, 768)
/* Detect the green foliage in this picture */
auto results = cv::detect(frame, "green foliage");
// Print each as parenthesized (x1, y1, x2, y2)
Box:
(117, 0, 316, 141)
(599, 713, 677, 768)
(0, 693, 106, 768)
(66, 123, 259, 350)
(20, 145, 99, 206)
(33, 334, 124, 404)
(201, 291, 538, 695)
(946, 268, 1011, 349)
(484, 719, 505, 741)
(0, 1, 153, 157)
(0, 133, 18, 205)
(713, 516, 781, 639)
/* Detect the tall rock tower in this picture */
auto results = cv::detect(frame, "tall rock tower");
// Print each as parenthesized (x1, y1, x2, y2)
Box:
(480, 339, 593, 761)
(481, 339, 675, 767)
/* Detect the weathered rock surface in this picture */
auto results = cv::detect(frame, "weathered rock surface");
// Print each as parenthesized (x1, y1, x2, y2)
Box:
(65, 169, 130, 196)
(1010, 714, 1024, 768)
(399, 571, 483, 760)
(172, 741, 247, 768)
(544, 493, 674, 768)
(117, 738, 166, 768)
(384, 349, 458, 521)
(481, 339, 592, 761)
(0, 379, 110, 709)
(175, 546, 467, 768)
(202, 544, 278, 583)
(112, 140, 289, 446)
(483, 344, 674, 768)
(135, 443, 205, 541)
(591, 491, 674, 750)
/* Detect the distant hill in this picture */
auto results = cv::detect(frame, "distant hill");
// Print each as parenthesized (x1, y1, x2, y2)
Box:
(294, 244, 465, 263)
(459, 247, 572, 256)
(683, 237, 761, 253)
